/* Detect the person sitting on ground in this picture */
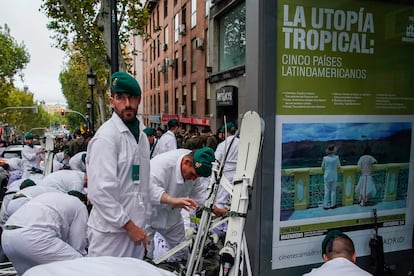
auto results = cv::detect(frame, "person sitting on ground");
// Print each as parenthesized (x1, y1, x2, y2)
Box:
(303, 230, 372, 275)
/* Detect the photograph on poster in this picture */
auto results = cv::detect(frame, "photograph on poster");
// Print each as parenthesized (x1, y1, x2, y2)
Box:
(280, 121, 411, 222)
(272, 116, 413, 269)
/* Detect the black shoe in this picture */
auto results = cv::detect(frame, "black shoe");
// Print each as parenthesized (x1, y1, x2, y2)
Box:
(323, 206, 330, 210)
(330, 205, 337, 209)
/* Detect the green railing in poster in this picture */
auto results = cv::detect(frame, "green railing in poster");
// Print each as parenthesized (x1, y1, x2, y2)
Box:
(281, 163, 409, 210)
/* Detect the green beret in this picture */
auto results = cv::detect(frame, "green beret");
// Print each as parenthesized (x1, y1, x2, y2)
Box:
(20, 178, 36, 190)
(193, 147, 215, 177)
(321, 229, 346, 256)
(110, 71, 141, 96)
(25, 132, 34, 140)
(143, 127, 156, 136)
(221, 122, 235, 133)
(64, 148, 72, 156)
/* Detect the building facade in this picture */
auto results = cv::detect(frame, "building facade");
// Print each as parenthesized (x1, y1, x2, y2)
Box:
(142, 0, 212, 131)
(208, 0, 246, 130)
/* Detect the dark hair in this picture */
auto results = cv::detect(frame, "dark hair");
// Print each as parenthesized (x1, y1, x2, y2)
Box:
(167, 119, 180, 129)
(322, 231, 355, 260)
(189, 126, 198, 134)
(202, 126, 212, 133)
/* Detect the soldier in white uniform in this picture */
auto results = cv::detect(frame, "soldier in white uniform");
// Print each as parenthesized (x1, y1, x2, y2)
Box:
(38, 169, 86, 193)
(303, 230, 372, 276)
(68, 151, 87, 172)
(5, 183, 58, 220)
(0, 178, 27, 229)
(152, 118, 180, 157)
(86, 71, 151, 259)
(52, 148, 72, 171)
(1, 191, 88, 275)
(21, 132, 45, 178)
(147, 147, 215, 261)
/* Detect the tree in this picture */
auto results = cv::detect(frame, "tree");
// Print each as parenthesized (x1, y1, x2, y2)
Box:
(59, 52, 111, 131)
(3, 89, 51, 137)
(40, 0, 149, 127)
(0, 24, 30, 108)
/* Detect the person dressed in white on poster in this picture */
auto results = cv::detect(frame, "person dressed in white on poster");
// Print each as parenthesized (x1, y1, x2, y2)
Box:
(355, 146, 377, 207)
(321, 145, 341, 210)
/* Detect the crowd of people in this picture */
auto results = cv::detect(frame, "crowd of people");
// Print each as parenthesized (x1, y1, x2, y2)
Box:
(0, 72, 238, 275)
(0, 71, 373, 275)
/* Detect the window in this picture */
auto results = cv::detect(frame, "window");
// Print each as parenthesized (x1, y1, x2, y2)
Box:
(164, 0, 168, 18)
(191, 0, 197, 28)
(205, 0, 210, 17)
(182, 85, 187, 107)
(219, 2, 246, 71)
(157, 92, 161, 114)
(205, 80, 210, 115)
(175, 88, 179, 114)
(191, 83, 197, 115)
(164, 25, 169, 47)
(191, 38, 197, 72)
(164, 90, 168, 114)
(150, 95, 153, 114)
(152, 40, 156, 62)
(174, 51, 179, 79)
(156, 35, 160, 58)
(182, 45, 187, 76)
(174, 14, 179, 42)
(164, 63, 168, 83)
(182, 5, 186, 26)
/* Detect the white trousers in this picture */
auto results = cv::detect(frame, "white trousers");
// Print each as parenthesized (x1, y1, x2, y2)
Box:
(1, 227, 82, 275)
(87, 227, 145, 259)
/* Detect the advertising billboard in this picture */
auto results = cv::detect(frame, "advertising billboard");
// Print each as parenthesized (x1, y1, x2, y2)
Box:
(273, 0, 414, 269)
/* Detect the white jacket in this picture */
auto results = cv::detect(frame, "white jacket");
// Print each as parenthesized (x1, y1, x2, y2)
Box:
(4, 191, 88, 255)
(149, 149, 207, 229)
(87, 112, 151, 233)
(303, 257, 372, 276)
(151, 130, 177, 157)
(38, 170, 85, 193)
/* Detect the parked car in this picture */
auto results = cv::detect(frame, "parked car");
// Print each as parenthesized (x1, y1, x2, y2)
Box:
(1, 145, 24, 159)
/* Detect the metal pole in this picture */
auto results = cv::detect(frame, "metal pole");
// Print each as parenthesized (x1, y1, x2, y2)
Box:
(110, 0, 119, 74)
(90, 86, 95, 133)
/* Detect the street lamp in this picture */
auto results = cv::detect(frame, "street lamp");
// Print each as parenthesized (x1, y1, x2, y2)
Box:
(86, 99, 92, 131)
(87, 68, 96, 133)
